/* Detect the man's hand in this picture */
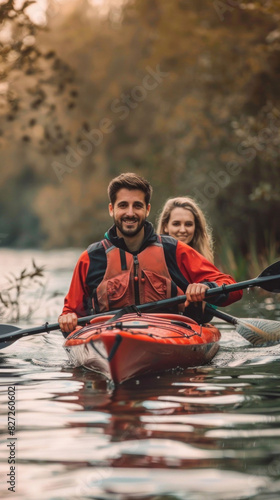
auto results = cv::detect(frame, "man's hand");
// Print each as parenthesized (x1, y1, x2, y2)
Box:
(58, 313, 78, 334)
(185, 283, 209, 308)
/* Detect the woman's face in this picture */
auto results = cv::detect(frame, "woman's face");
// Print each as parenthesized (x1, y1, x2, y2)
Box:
(164, 207, 196, 245)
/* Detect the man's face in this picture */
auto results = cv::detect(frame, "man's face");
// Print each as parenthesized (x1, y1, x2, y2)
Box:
(109, 188, 151, 238)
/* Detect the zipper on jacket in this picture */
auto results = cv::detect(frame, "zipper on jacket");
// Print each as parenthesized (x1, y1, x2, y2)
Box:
(133, 255, 140, 304)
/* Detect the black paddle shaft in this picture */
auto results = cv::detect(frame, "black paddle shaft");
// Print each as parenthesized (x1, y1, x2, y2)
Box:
(206, 275, 280, 296)
(204, 304, 238, 326)
(206, 260, 280, 296)
(1, 260, 280, 344)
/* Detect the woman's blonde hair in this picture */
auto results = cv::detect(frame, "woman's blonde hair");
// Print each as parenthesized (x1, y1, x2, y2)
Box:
(156, 197, 214, 262)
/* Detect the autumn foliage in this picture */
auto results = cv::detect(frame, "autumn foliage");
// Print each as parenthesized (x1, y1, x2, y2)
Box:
(0, 0, 280, 266)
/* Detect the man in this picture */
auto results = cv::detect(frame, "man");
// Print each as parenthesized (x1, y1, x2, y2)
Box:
(59, 172, 242, 333)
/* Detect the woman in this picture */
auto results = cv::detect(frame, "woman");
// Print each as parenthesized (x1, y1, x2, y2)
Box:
(156, 197, 214, 262)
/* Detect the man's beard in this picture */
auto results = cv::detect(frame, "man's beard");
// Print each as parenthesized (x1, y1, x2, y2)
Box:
(114, 217, 146, 237)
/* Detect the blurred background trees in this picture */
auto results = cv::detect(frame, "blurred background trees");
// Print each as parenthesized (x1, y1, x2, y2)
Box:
(1, 0, 280, 274)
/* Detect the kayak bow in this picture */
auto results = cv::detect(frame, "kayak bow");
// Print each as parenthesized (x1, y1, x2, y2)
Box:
(64, 312, 221, 384)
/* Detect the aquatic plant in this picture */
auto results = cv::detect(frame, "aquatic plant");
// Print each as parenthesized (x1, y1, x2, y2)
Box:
(0, 260, 46, 322)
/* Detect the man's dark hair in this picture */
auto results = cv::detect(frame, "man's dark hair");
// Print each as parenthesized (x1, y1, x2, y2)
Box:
(108, 172, 153, 206)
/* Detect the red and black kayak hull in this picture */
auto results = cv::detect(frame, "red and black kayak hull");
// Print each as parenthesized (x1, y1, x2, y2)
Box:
(64, 312, 221, 384)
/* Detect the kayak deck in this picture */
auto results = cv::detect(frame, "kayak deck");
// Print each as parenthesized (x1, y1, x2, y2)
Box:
(64, 312, 221, 384)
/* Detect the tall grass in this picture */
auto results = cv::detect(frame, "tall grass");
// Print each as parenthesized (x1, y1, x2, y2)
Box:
(0, 260, 46, 322)
(215, 232, 280, 281)
(248, 232, 280, 277)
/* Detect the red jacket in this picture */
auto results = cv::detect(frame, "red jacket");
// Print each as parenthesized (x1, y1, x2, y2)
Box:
(62, 223, 242, 321)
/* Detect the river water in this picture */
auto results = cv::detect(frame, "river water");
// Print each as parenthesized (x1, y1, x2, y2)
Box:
(1, 248, 280, 500)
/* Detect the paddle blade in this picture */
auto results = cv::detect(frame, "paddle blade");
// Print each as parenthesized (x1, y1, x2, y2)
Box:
(236, 318, 280, 347)
(0, 324, 22, 349)
(258, 260, 280, 292)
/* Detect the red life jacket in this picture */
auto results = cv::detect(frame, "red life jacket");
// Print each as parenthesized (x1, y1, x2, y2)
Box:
(93, 236, 185, 313)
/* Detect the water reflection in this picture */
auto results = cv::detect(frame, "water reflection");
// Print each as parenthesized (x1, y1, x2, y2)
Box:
(2, 357, 280, 499)
(1, 249, 280, 499)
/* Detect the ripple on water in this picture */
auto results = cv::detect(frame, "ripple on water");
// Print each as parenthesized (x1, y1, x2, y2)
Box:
(140, 412, 280, 428)
(11, 435, 222, 465)
(158, 393, 248, 406)
(1, 254, 280, 500)
(5, 465, 270, 500)
(206, 428, 280, 439)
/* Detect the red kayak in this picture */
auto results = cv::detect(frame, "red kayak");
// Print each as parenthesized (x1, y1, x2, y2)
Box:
(64, 312, 221, 384)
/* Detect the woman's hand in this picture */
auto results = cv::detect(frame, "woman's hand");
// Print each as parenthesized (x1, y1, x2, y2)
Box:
(184, 283, 209, 308)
